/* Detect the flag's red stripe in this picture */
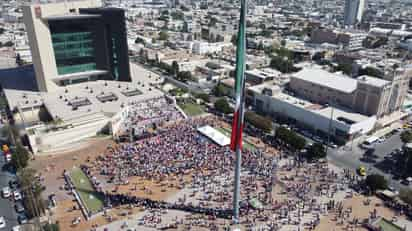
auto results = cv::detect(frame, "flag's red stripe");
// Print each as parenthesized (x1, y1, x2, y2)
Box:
(230, 111, 243, 151)
(230, 111, 239, 151)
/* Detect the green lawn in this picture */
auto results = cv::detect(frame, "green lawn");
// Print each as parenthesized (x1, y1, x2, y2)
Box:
(70, 167, 104, 214)
(178, 102, 205, 116)
(215, 127, 256, 151)
(375, 218, 403, 231)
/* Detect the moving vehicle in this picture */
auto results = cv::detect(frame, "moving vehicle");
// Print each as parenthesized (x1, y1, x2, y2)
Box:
(2, 187, 11, 198)
(357, 166, 367, 176)
(0, 216, 5, 228)
(361, 136, 378, 149)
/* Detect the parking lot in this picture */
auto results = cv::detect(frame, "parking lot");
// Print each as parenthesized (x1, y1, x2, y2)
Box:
(0, 156, 19, 230)
(327, 129, 411, 191)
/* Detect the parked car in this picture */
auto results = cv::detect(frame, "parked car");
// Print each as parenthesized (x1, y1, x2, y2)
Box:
(2, 187, 11, 198)
(17, 214, 27, 225)
(12, 226, 21, 231)
(14, 202, 24, 213)
(13, 190, 22, 201)
(9, 180, 19, 189)
(0, 216, 5, 228)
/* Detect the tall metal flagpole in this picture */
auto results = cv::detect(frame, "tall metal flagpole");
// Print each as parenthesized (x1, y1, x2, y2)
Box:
(232, 0, 247, 223)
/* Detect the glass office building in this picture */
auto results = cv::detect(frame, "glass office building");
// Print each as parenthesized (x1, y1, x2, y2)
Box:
(47, 8, 131, 83)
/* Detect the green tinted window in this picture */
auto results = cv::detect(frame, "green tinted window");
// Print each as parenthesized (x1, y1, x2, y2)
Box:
(51, 31, 96, 75)
(57, 63, 97, 75)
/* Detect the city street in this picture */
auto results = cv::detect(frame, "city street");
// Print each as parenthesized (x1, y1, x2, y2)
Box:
(327, 132, 409, 191)
(0, 157, 18, 229)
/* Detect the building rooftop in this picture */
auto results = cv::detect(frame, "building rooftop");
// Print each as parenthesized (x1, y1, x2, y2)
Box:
(292, 68, 357, 94)
(245, 68, 281, 80)
(250, 82, 371, 125)
(357, 75, 390, 88)
(44, 14, 101, 21)
(2, 63, 164, 123)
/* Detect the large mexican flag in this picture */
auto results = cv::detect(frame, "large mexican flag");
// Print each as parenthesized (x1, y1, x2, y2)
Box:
(230, 0, 247, 152)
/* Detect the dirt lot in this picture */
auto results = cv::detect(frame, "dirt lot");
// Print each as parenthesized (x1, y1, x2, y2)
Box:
(30, 137, 186, 231)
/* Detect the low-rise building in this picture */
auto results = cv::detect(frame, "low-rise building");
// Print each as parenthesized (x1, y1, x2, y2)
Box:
(248, 83, 376, 143)
(310, 29, 367, 51)
(288, 68, 409, 121)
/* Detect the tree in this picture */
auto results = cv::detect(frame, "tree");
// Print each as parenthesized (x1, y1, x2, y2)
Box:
(275, 47, 293, 59)
(214, 98, 232, 114)
(401, 130, 412, 143)
(135, 37, 145, 45)
(365, 174, 388, 193)
(18, 168, 46, 218)
(244, 111, 272, 133)
(334, 63, 352, 76)
(306, 143, 327, 160)
(275, 127, 306, 151)
(212, 83, 226, 97)
(10, 143, 30, 170)
(270, 56, 300, 73)
(158, 31, 169, 41)
(399, 147, 412, 177)
(261, 29, 272, 37)
(195, 93, 210, 103)
(43, 223, 60, 231)
(257, 41, 264, 50)
(171, 61, 179, 76)
(358, 66, 383, 78)
(176, 71, 194, 82)
(171, 11, 184, 20)
(231, 34, 237, 46)
(209, 17, 218, 27)
(399, 188, 412, 206)
(3, 41, 13, 47)
(180, 5, 190, 11)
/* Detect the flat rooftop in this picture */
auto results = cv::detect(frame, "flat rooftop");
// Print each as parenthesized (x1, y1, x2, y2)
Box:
(3, 63, 164, 122)
(292, 68, 357, 94)
(245, 68, 281, 79)
(250, 82, 370, 124)
(357, 75, 390, 88)
(44, 14, 101, 21)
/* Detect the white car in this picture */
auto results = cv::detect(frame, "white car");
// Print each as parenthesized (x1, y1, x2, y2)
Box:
(0, 216, 5, 228)
(13, 191, 22, 201)
(12, 226, 21, 231)
(2, 187, 11, 198)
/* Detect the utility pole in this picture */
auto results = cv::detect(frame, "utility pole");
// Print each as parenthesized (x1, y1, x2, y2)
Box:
(326, 105, 334, 155)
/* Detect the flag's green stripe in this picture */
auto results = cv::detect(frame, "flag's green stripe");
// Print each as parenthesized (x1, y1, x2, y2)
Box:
(234, 0, 246, 94)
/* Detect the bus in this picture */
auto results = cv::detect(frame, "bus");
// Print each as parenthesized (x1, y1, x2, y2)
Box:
(361, 136, 379, 149)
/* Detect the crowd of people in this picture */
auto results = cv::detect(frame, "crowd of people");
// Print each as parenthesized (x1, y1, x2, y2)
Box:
(96, 118, 275, 186)
(74, 115, 398, 230)
(114, 97, 183, 139)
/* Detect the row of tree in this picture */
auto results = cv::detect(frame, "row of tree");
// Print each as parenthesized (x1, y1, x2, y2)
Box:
(275, 126, 306, 151)
(244, 111, 272, 133)
(5, 124, 48, 227)
(275, 126, 327, 160)
(214, 98, 232, 114)
(399, 130, 412, 178)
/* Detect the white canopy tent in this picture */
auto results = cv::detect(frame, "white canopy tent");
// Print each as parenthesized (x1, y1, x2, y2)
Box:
(197, 125, 230, 147)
